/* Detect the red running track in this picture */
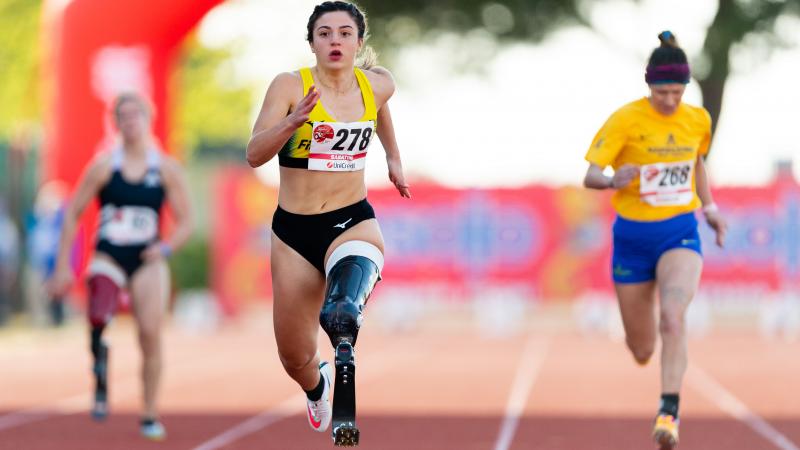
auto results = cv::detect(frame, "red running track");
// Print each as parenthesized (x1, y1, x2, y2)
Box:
(0, 306, 797, 450)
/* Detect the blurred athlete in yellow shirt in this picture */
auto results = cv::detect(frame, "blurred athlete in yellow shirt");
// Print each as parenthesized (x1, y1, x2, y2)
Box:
(583, 31, 727, 450)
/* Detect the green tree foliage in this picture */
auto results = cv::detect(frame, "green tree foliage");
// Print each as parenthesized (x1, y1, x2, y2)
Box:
(169, 236, 209, 291)
(172, 33, 254, 160)
(0, 1, 251, 157)
(359, 0, 800, 139)
(698, 0, 800, 135)
(3, 1, 797, 154)
(363, 0, 584, 44)
(0, 0, 42, 138)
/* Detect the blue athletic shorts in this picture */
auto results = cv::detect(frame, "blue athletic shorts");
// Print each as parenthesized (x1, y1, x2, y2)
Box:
(611, 211, 702, 284)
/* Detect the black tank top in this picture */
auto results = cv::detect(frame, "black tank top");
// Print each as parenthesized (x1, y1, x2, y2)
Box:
(96, 148, 165, 253)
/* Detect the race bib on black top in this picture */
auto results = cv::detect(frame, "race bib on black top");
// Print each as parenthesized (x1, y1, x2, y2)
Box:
(99, 205, 158, 245)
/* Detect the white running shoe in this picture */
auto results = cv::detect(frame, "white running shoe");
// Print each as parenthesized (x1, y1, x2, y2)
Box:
(306, 361, 333, 432)
(140, 418, 166, 441)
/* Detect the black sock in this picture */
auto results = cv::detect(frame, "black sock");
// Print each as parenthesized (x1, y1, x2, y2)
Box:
(304, 373, 325, 402)
(659, 393, 680, 418)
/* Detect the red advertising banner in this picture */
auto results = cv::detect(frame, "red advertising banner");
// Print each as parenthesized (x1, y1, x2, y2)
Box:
(43, 0, 223, 186)
(212, 167, 800, 316)
(42, 0, 223, 278)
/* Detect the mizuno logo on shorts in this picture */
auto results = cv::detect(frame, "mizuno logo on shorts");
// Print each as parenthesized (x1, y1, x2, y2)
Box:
(333, 218, 352, 229)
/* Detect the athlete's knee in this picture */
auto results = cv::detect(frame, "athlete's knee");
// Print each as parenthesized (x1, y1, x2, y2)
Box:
(140, 347, 163, 368)
(626, 338, 655, 365)
(87, 272, 122, 328)
(659, 285, 691, 337)
(660, 303, 686, 339)
(319, 241, 383, 347)
(278, 348, 317, 374)
(137, 327, 162, 355)
(659, 310, 686, 339)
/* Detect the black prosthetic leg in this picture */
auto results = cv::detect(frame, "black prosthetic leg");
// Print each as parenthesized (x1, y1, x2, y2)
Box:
(319, 255, 380, 446)
(90, 327, 109, 421)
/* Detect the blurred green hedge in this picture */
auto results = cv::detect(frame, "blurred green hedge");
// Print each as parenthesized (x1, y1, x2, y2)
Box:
(169, 236, 209, 292)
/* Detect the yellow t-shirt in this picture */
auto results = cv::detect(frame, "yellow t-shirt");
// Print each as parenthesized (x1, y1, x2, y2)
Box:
(278, 67, 377, 171)
(585, 97, 712, 221)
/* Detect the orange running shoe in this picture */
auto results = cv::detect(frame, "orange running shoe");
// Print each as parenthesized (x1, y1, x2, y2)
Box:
(652, 413, 680, 449)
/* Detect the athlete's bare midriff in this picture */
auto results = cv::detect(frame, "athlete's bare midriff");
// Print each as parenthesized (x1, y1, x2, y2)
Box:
(278, 167, 367, 214)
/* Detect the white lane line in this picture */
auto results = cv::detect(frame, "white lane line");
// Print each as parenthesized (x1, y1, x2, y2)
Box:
(192, 354, 407, 450)
(192, 335, 451, 450)
(493, 334, 551, 450)
(688, 365, 799, 450)
(0, 349, 242, 433)
(192, 394, 305, 450)
(0, 394, 88, 432)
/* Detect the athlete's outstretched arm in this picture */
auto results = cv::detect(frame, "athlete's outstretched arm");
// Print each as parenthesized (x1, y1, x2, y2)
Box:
(376, 104, 411, 198)
(246, 73, 320, 168)
(367, 66, 410, 198)
(695, 155, 727, 247)
(49, 155, 112, 297)
(583, 163, 639, 190)
(141, 158, 194, 261)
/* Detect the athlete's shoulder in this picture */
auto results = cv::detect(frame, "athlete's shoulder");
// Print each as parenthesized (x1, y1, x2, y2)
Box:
(263, 71, 305, 108)
(615, 97, 650, 118)
(681, 102, 712, 126)
(271, 71, 303, 89)
(157, 153, 187, 185)
(361, 66, 395, 102)
(88, 150, 115, 173)
(364, 65, 393, 80)
(80, 150, 115, 186)
(601, 98, 645, 127)
(265, 71, 303, 96)
(158, 153, 183, 172)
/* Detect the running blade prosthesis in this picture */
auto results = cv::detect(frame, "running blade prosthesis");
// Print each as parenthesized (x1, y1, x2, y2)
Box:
(332, 342, 359, 446)
(91, 343, 109, 421)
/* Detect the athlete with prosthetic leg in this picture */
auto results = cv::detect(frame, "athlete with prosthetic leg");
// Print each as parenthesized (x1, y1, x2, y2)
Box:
(50, 92, 193, 440)
(245, 2, 410, 446)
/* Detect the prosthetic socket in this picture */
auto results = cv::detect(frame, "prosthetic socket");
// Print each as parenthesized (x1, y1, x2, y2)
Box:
(319, 255, 380, 347)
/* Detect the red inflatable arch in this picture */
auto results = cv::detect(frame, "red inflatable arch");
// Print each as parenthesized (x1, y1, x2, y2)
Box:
(43, 0, 224, 186)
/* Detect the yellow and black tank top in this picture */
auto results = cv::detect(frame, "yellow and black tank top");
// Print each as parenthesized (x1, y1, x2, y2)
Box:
(278, 67, 377, 171)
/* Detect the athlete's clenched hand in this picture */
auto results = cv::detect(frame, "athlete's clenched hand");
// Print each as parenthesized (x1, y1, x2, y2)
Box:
(287, 86, 320, 128)
(48, 266, 75, 298)
(611, 164, 639, 189)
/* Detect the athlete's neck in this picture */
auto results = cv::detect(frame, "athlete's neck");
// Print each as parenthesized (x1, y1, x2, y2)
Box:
(647, 96, 679, 117)
(122, 137, 149, 157)
(314, 66, 356, 95)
